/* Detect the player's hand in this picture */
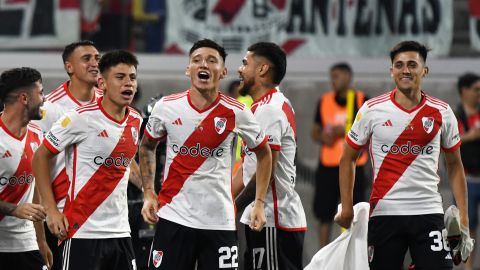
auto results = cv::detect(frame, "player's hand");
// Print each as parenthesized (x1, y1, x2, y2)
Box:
(334, 207, 354, 229)
(249, 201, 266, 232)
(46, 208, 69, 240)
(11, 203, 46, 222)
(141, 189, 159, 224)
(38, 239, 53, 269)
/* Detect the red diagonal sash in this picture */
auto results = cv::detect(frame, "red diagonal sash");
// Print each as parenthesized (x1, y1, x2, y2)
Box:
(370, 105, 442, 212)
(63, 117, 140, 238)
(159, 104, 235, 206)
(0, 131, 37, 221)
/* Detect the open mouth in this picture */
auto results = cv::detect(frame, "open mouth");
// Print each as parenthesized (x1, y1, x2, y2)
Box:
(121, 89, 134, 98)
(198, 71, 210, 81)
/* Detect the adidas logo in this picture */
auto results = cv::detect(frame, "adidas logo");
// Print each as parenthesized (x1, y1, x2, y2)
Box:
(1, 150, 12, 158)
(172, 118, 183, 125)
(382, 120, 393, 127)
(97, 130, 109, 138)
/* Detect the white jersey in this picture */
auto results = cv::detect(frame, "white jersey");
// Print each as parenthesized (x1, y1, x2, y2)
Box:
(145, 90, 267, 230)
(240, 89, 307, 230)
(43, 98, 142, 239)
(0, 119, 42, 252)
(34, 81, 102, 211)
(346, 89, 461, 216)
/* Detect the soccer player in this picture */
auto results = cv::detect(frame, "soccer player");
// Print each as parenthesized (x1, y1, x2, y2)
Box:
(234, 42, 307, 270)
(140, 39, 272, 270)
(0, 67, 52, 269)
(336, 40, 471, 269)
(33, 50, 142, 270)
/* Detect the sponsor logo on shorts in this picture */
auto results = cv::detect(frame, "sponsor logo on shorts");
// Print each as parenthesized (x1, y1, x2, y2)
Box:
(152, 250, 163, 268)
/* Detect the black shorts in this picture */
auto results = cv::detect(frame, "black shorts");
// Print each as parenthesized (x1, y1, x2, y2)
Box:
(368, 214, 453, 270)
(148, 218, 238, 270)
(243, 225, 305, 270)
(44, 222, 63, 270)
(0, 250, 47, 270)
(60, 237, 136, 270)
(313, 164, 366, 222)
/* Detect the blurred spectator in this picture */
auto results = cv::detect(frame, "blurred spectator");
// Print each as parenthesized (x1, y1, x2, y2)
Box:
(456, 72, 480, 270)
(311, 62, 368, 247)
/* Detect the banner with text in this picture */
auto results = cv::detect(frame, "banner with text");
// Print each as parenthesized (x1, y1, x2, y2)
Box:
(165, 0, 453, 57)
(470, 0, 480, 51)
(0, 0, 80, 49)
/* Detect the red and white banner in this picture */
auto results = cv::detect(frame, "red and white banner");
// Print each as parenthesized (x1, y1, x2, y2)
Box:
(470, 0, 480, 51)
(165, 0, 453, 57)
(0, 0, 80, 49)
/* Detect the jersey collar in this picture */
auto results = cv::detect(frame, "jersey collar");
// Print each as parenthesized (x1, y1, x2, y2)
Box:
(390, 88, 426, 113)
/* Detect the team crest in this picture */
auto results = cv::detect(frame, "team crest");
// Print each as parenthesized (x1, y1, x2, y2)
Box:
(152, 250, 163, 268)
(368, 245, 374, 262)
(131, 127, 139, 145)
(214, 117, 227, 134)
(422, 117, 434, 134)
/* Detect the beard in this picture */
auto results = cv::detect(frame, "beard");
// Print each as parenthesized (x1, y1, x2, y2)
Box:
(28, 103, 43, 120)
(238, 79, 253, 96)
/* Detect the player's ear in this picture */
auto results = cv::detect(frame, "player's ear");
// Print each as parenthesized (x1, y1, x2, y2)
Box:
(64, 61, 73, 75)
(423, 66, 429, 77)
(97, 76, 106, 91)
(185, 66, 190, 77)
(220, 67, 227, 79)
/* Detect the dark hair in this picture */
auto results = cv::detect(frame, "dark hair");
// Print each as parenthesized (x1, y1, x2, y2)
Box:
(99, 50, 139, 75)
(457, 72, 480, 95)
(247, 42, 287, 85)
(330, 62, 353, 75)
(390, 40, 430, 63)
(227, 80, 240, 95)
(189, 39, 227, 63)
(0, 67, 42, 105)
(62, 40, 97, 63)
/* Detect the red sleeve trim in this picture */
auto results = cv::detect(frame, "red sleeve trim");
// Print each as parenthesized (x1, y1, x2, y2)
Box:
(144, 129, 163, 141)
(43, 139, 60, 155)
(249, 136, 268, 152)
(442, 141, 461, 153)
(269, 144, 281, 151)
(345, 136, 365, 150)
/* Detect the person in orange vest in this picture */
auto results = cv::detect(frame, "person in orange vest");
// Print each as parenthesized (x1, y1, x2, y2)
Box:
(311, 62, 368, 247)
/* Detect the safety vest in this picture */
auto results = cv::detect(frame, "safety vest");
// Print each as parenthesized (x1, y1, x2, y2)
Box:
(319, 90, 368, 167)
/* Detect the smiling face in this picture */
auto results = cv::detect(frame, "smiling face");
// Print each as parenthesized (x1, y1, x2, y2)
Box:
(26, 81, 45, 120)
(237, 51, 258, 96)
(390, 51, 428, 93)
(64, 45, 100, 85)
(186, 47, 227, 93)
(99, 63, 137, 108)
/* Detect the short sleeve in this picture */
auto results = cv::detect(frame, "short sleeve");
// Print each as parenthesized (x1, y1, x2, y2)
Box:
(43, 110, 87, 154)
(144, 99, 167, 141)
(441, 106, 461, 152)
(346, 103, 372, 150)
(255, 106, 283, 151)
(235, 108, 267, 152)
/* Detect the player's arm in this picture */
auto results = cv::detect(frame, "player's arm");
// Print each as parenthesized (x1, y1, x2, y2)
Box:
(32, 186, 53, 269)
(249, 143, 272, 232)
(128, 159, 143, 190)
(335, 143, 360, 229)
(32, 144, 68, 240)
(444, 149, 469, 227)
(235, 149, 279, 211)
(139, 135, 160, 224)
(232, 164, 244, 198)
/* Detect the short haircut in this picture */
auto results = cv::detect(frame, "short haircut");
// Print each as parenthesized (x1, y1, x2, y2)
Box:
(62, 40, 97, 63)
(189, 39, 227, 63)
(227, 80, 240, 95)
(98, 50, 139, 75)
(457, 72, 480, 95)
(247, 42, 287, 85)
(0, 67, 42, 105)
(390, 40, 430, 63)
(330, 62, 353, 75)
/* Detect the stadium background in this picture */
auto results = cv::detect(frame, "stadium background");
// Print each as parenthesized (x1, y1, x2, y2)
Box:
(0, 0, 479, 269)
